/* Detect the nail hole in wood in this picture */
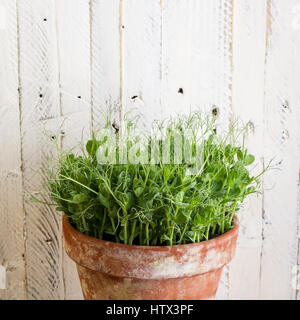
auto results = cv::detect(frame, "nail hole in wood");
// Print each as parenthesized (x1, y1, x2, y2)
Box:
(112, 121, 119, 133)
(77, 96, 81, 99)
(282, 130, 289, 140)
(39, 94, 43, 98)
(43, 18, 47, 21)
(212, 106, 219, 117)
(282, 102, 290, 112)
(247, 121, 255, 133)
(178, 88, 184, 94)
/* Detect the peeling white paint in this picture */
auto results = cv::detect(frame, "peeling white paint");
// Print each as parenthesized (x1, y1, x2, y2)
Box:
(0, 266, 6, 290)
(0, 0, 299, 300)
(0, 5, 7, 30)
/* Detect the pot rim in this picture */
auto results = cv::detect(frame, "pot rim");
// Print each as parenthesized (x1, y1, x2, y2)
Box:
(63, 213, 239, 279)
(63, 213, 239, 250)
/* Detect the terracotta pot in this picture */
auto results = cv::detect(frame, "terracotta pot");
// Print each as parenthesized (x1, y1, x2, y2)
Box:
(63, 215, 239, 300)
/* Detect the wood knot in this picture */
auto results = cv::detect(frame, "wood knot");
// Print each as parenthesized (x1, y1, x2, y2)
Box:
(282, 130, 289, 140)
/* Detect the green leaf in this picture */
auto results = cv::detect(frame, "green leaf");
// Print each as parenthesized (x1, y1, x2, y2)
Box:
(72, 193, 88, 204)
(215, 167, 226, 181)
(228, 186, 241, 199)
(118, 171, 126, 185)
(163, 166, 170, 181)
(186, 180, 197, 190)
(246, 186, 256, 194)
(98, 194, 110, 208)
(175, 191, 184, 203)
(193, 214, 204, 226)
(182, 175, 192, 185)
(176, 211, 187, 224)
(134, 186, 144, 198)
(237, 149, 244, 161)
(86, 138, 101, 158)
(126, 192, 134, 210)
(225, 144, 232, 157)
(108, 206, 118, 218)
(244, 154, 255, 166)
(133, 177, 140, 188)
(68, 203, 79, 214)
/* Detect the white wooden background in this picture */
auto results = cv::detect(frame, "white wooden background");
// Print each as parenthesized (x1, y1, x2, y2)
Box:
(0, 0, 299, 300)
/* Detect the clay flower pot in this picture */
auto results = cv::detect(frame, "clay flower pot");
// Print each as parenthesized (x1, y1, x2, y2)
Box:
(63, 215, 239, 300)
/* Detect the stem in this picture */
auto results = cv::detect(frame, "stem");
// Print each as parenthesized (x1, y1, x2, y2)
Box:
(129, 220, 137, 245)
(170, 207, 178, 246)
(222, 187, 231, 233)
(229, 201, 238, 226)
(100, 177, 126, 212)
(142, 166, 150, 187)
(123, 220, 128, 244)
(151, 236, 157, 246)
(99, 209, 107, 239)
(139, 220, 143, 244)
(192, 232, 197, 243)
(178, 210, 192, 244)
(82, 215, 88, 236)
(205, 211, 212, 240)
(205, 225, 210, 240)
(110, 216, 119, 243)
(211, 224, 216, 236)
(145, 223, 149, 246)
(59, 174, 98, 195)
(165, 211, 172, 245)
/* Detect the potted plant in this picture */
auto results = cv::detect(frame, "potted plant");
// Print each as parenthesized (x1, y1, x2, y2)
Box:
(40, 112, 266, 300)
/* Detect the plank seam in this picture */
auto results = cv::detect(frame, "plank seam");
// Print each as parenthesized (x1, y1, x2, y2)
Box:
(53, 0, 62, 118)
(296, 168, 300, 299)
(53, 0, 65, 300)
(119, 0, 124, 131)
(160, 0, 163, 121)
(89, 0, 93, 133)
(15, 0, 27, 300)
(259, 0, 271, 299)
(225, 0, 234, 299)
(228, 0, 234, 297)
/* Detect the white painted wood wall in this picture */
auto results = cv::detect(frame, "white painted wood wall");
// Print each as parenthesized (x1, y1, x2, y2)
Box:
(0, 0, 299, 300)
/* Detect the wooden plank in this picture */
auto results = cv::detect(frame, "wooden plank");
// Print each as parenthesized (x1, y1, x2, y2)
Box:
(0, 0, 26, 300)
(18, 0, 64, 299)
(55, 0, 91, 300)
(229, 0, 267, 299)
(260, 0, 300, 299)
(55, 0, 91, 118)
(59, 113, 90, 300)
(91, 0, 121, 130)
(161, 0, 232, 123)
(122, 0, 162, 129)
(161, 0, 233, 299)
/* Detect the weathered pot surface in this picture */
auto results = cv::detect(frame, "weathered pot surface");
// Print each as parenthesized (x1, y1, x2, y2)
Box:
(63, 215, 239, 300)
